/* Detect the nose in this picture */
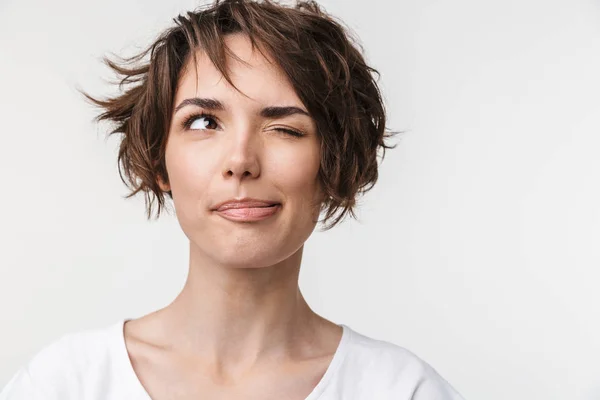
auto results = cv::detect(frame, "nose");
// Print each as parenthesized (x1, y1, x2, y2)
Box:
(221, 128, 261, 180)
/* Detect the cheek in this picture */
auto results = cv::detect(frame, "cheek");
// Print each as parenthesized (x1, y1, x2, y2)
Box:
(268, 144, 321, 201)
(165, 145, 214, 205)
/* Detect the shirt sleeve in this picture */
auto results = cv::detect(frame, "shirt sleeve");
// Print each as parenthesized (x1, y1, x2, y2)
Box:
(0, 366, 47, 400)
(0, 333, 75, 400)
(410, 364, 465, 400)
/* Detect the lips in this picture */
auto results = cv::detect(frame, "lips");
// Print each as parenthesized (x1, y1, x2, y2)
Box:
(212, 199, 282, 222)
(213, 199, 280, 211)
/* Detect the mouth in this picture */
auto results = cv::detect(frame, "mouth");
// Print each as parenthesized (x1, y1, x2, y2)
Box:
(214, 203, 281, 222)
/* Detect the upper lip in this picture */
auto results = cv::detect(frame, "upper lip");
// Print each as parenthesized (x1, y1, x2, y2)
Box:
(212, 198, 281, 211)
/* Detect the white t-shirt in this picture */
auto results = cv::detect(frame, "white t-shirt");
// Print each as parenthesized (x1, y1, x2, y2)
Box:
(0, 319, 464, 399)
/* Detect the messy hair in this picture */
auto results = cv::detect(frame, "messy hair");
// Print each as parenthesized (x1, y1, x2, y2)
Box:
(79, 0, 399, 230)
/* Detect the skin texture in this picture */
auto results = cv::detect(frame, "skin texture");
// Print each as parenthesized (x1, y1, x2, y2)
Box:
(123, 33, 344, 399)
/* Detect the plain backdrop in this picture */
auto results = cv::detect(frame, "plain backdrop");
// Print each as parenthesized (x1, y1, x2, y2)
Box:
(1, 0, 599, 399)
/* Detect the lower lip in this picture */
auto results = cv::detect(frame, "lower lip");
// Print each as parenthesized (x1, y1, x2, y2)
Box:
(215, 204, 281, 222)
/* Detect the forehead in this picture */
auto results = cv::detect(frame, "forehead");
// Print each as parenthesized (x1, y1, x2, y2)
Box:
(174, 33, 301, 108)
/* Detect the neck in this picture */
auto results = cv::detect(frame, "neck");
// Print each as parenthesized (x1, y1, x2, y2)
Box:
(155, 241, 321, 371)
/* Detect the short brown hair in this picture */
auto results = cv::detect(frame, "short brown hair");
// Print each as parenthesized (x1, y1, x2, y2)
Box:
(79, 0, 399, 230)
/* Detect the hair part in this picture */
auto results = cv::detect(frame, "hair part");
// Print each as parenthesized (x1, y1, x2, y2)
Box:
(79, 0, 401, 231)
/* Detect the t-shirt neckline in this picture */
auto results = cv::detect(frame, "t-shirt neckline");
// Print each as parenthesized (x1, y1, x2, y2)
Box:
(115, 318, 352, 400)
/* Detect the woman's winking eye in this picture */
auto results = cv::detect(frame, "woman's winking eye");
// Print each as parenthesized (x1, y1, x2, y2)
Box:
(180, 112, 306, 138)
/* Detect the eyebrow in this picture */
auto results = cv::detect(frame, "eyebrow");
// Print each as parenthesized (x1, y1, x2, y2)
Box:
(173, 97, 311, 119)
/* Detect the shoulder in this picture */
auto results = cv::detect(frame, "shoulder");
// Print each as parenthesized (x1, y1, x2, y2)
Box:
(30, 321, 118, 373)
(0, 321, 123, 399)
(339, 326, 465, 399)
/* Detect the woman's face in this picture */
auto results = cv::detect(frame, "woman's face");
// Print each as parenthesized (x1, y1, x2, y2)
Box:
(160, 33, 324, 269)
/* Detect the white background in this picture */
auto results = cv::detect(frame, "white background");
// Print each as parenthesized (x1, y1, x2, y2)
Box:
(1, 0, 599, 399)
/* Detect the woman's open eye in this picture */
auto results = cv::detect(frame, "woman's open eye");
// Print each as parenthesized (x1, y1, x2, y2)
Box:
(182, 113, 219, 131)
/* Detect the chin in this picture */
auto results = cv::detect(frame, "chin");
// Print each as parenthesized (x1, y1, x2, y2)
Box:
(211, 238, 304, 270)
(215, 252, 283, 269)
(206, 242, 286, 269)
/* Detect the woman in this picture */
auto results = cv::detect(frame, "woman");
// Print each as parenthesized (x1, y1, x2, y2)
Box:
(1, 0, 464, 399)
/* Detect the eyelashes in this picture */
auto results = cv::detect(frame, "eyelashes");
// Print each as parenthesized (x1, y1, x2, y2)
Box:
(180, 112, 306, 138)
(181, 112, 217, 131)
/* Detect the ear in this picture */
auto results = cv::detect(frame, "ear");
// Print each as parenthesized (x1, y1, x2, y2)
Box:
(314, 183, 328, 210)
(157, 176, 171, 192)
